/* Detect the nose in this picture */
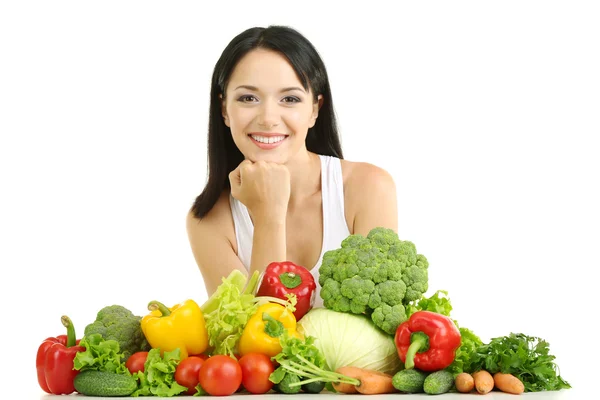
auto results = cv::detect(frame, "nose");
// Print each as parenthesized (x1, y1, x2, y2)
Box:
(257, 100, 280, 128)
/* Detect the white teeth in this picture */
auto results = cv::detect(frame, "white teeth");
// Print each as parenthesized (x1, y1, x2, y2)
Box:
(251, 135, 286, 144)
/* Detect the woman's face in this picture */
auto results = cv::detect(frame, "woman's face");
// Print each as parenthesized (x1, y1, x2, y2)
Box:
(222, 49, 322, 164)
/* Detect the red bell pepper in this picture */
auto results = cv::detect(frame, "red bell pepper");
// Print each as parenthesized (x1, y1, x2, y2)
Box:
(36, 315, 85, 394)
(394, 310, 461, 372)
(256, 261, 317, 321)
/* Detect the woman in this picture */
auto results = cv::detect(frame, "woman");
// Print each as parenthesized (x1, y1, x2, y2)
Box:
(187, 25, 398, 305)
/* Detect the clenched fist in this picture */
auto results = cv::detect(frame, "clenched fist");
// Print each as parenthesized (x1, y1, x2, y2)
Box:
(229, 160, 291, 222)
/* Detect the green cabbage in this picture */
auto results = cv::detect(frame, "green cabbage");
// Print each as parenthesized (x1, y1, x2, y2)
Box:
(297, 308, 403, 375)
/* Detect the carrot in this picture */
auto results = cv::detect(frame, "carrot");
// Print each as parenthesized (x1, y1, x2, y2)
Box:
(472, 370, 494, 394)
(331, 381, 358, 393)
(332, 367, 359, 393)
(494, 372, 525, 394)
(454, 372, 475, 393)
(334, 366, 397, 395)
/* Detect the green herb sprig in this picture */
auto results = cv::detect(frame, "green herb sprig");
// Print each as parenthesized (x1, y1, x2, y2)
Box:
(470, 333, 571, 392)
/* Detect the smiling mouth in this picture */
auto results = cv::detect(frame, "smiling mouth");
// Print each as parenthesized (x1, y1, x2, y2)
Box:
(248, 134, 288, 144)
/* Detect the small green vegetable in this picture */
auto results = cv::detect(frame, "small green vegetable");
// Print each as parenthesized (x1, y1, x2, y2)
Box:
(276, 373, 302, 394)
(392, 369, 428, 393)
(84, 305, 150, 360)
(302, 380, 326, 393)
(74, 370, 137, 397)
(423, 370, 454, 395)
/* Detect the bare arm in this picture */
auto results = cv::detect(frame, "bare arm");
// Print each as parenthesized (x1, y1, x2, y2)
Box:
(186, 198, 288, 296)
(350, 163, 398, 236)
(186, 210, 247, 296)
(229, 160, 290, 278)
(250, 217, 286, 276)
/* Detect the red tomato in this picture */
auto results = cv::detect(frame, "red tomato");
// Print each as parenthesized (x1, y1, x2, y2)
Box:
(198, 355, 242, 396)
(189, 353, 209, 361)
(125, 351, 148, 374)
(238, 353, 275, 394)
(174, 356, 206, 395)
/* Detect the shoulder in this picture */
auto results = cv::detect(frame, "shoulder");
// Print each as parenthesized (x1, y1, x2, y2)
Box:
(186, 190, 236, 249)
(339, 159, 398, 233)
(340, 159, 396, 197)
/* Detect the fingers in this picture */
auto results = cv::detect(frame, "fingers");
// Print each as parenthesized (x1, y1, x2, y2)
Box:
(229, 160, 253, 198)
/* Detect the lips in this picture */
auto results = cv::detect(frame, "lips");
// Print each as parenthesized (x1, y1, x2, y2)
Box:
(248, 133, 288, 149)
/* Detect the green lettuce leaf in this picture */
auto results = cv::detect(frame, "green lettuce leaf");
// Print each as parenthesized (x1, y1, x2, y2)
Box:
(131, 348, 187, 397)
(73, 333, 129, 374)
(202, 271, 260, 356)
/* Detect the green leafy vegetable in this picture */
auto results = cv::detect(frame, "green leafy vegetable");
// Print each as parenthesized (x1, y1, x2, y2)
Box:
(200, 270, 261, 356)
(131, 348, 187, 397)
(73, 333, 129, 374)
(297, 308, 403, 375)
(406, 290, 454, 318)
(270, 332, 360, 389)
(273, 332, 327, 371)
(470, 333, 571, 392)
(447, 326, 483, 376)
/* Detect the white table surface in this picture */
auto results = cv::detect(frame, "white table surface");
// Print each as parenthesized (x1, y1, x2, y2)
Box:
(26, 389, 583, 400)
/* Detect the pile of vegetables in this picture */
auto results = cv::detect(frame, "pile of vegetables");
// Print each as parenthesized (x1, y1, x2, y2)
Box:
(35, 227, 572, 397)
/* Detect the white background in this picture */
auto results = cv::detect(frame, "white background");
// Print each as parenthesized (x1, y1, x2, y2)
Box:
(1, 1, 598, 398)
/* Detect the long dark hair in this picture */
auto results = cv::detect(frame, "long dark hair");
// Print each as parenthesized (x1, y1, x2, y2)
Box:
(190, 25, 343, 219)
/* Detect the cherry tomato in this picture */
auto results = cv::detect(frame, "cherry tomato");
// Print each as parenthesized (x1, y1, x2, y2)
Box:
(174, 356, 206, 395)
(238, 353, 275, 394)
(198, 355, 242, 396)
(125, 351, 148, 374)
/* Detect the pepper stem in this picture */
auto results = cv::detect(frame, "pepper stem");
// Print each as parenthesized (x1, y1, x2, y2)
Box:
(279, 272, 302, 289)
(148, 300, 171, 316)
(404, 331, 429, 369)
(61, 315, 76, 347)
(263, 313, 285, 338)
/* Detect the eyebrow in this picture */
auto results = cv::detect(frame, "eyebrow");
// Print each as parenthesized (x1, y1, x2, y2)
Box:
(233, 85, 306, 93)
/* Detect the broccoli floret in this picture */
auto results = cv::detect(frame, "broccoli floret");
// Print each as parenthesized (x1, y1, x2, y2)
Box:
(371, 304, 408, 335)
(319, 227, 428, 335)
(84, 305, 150, 360)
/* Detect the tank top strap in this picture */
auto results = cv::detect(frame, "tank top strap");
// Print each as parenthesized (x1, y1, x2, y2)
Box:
(229, 193, 253, 269)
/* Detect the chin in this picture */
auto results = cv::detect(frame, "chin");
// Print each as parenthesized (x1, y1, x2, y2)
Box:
(246, 152, 289, 164)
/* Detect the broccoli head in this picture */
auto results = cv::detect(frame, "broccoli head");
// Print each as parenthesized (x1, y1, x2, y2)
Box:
(319, 227, 428, 335)
(84, 304, 151, 360)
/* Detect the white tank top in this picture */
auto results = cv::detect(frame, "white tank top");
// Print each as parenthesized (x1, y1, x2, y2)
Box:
(229, 155, 351, 307)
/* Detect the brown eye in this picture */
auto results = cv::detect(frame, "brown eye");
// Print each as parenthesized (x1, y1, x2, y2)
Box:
(282, 96, 301, 103)
(237, 95, 258, 102)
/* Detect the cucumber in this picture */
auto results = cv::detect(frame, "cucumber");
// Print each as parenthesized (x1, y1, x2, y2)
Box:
(392, 369, 428, 393)
(74, 370, 137, 397)
(302, 380, 326, 394)
(423, 370, 454, 395)
(275, 372, 302, 394)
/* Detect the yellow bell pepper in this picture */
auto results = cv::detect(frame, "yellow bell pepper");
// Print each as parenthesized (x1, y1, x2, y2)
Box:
(141, 299, 208, 359)
(237, 302, 301, 358)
